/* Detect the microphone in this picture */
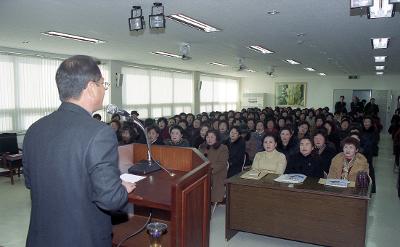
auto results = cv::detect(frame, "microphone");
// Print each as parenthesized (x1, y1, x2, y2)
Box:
(106, 104, 175, 177)
(106, 104, 130, 117)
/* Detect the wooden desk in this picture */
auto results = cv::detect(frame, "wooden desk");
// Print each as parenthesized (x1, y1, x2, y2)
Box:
(225, 173, 370, 247)
(113, 144, 211, 247)
(1, 153, 22, 184)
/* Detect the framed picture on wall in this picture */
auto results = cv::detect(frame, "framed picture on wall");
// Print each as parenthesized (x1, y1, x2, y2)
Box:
(275, 82, 307, 107)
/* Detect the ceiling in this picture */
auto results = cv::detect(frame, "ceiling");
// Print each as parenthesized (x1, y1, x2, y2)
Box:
(0, 0, 399, 78)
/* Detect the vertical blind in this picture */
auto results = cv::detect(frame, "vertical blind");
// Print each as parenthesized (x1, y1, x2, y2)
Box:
(0, 54, 110, 132)
(199, 75, 239, 113)
(122, 67, 193, 118)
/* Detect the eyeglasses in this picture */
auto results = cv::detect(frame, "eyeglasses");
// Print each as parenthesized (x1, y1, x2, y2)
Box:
(95, 80, 110, 90)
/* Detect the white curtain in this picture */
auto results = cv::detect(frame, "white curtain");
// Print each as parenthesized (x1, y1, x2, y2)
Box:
(199, 75, 239, 112)
(122, 67, 193, 118)
(0, 54, 110, 132)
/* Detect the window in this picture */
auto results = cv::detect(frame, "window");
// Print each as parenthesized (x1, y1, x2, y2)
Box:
(122, 67, 193, 118)
(200, 75, 239, 112)
(0, 54, 110, 132)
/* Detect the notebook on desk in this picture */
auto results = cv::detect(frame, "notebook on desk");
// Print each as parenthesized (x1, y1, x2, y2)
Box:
(240, 169, 269, 180)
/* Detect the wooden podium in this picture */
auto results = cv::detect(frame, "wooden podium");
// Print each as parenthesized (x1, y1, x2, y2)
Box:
(113, 144, 211, 247)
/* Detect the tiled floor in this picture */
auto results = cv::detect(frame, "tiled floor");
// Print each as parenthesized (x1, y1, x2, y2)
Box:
(1, 135, 399, 247)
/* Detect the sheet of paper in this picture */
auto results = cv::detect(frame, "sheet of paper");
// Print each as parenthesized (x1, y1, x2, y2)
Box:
(274, 174, 307, 184)
(325, 179, 350, 188)
(120, 173, 146, 183)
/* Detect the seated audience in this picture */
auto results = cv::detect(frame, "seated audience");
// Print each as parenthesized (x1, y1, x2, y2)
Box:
(147, 125, 164, 145)
(193, 123, 210, 149)
(199, 130, 229, 203)
(297, 121, 310, 139)
(251, 120, 266, 152)
(240, 126, 257, 163)
(276, 127, 299, 159)
(328, 137, 369, 182)
(313, 129, 337, 175)
(164, 125, 190, 147)
(119, 125, 136, 145)
(157, 117, 170, 140)
(226, 126, 246, 178)
(110, 119, 122, 142)
(324, 120, 341, 151)
(339, 118, 351, 140)
(218, 120, 230, 142)
(285, 136, 324, 178)
(251, 134, 287, 174)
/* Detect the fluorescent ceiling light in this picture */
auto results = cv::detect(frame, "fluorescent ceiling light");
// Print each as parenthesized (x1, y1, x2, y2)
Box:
(304, 67, 316, 72)
(389, 0, 400, 3)
(371, 37, 390, 49)
(368, 0, 394, 19)
(41, 31, 105, 44)
(285, 59, 300, 65)
(167, 14, 221, 32)
(151, 51, 182, 58)
(245, 69, 256, 73)
(318, 73, 327, 76)
(351, 0, 373, 8)
(209, 62, 228, 67)
(374, 56, 386, 62)
(375, 65, 385, 70)
(247, 45, 274, 54)
(376, 72, 384, 75)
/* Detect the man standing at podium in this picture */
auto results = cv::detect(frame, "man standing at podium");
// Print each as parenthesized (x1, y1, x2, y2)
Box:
(23, 55, 136, 247)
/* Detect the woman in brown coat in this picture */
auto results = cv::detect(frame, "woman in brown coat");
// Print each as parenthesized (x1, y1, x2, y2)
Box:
(328, 137, 369, 182)
(199, 130, 229, 203)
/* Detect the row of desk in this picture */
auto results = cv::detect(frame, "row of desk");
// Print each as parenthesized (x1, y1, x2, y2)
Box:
(225, 172, 370, 247)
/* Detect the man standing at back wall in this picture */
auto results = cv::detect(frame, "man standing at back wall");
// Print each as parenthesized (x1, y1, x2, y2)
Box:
(23, 55, 136, 247)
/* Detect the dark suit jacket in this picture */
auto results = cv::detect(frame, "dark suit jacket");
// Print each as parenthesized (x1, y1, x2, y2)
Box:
(23, 102, 128, 247)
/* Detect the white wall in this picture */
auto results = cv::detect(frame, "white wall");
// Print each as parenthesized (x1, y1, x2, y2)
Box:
(241, 74, 400, 111)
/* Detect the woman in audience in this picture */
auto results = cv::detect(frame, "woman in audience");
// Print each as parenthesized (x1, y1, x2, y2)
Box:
(201, 114, 209, 123)
(167, 117, 175, 127)
(212, 119, 219, 131)
(218, 120, 230, 142)
(188, 118, 201, 144)
(119, 125, 136, 145)
(339, 118, 351, 140)
(199, 130, 229, 204)
(251, 120, 266, 152)
(240, 126, 257, 163)
(251, 133, 287, 174)
(276, 127, 299, 159)
(226, 126, 246, 178)
(246, 119, 256, 132)
(147, 125, 164, 145)
(324, 120, 341, 151)
(157, 117, 170, 140)
(306, 110, 316, 129)
(285, 136, 324, 178)
(265, 119, 278, 135)
(277, 117, 286, 131)
(110, 119, 122, 142)
(313, 129, 337, 175)
(164, 125, 190, 147)
(297, 121, 310, 139)
(193, 123, 210, 148)
(328, 137, 369, 182)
